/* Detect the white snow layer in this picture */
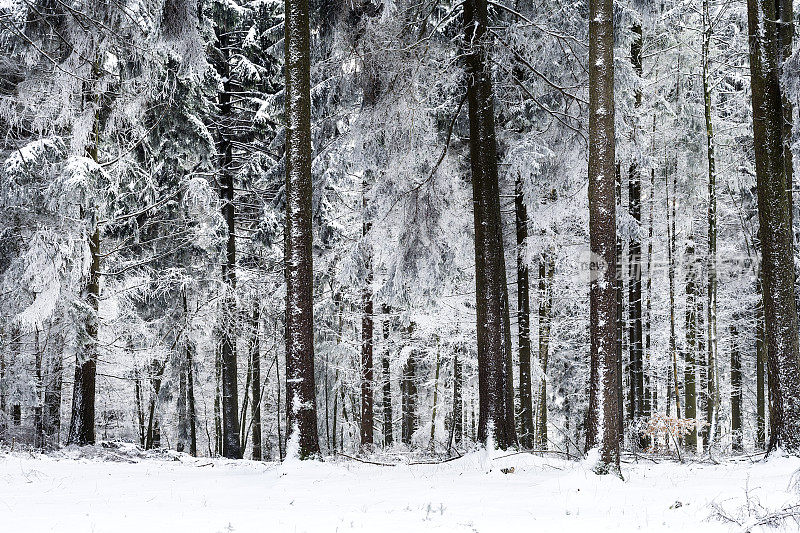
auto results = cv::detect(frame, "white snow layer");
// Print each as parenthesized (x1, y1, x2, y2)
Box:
(0, 448, 798, 532)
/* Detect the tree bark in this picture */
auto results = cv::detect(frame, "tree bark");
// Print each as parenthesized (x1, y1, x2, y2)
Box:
(730, 322, 742, 452)
(586, 0, 620, 473)
(68, 223, 99, 446)
(756, 284, 766, 449)
(628, 25, 645, 440)
(684, 234, 698, 450)
(284, 0, 321, 459)
(43, 337, 63, 447)
(536, 253, 553, 449)
(515, 172, 534, 449)
(215, 16, 242, 459)
(702, 0, 720, 446)
(381, 305, 393, 446)
(401, 324, 416, 446)
(747, 0, 800, 452)
(361, 178, 374, 447)
(250, 303, 263, 460)
(463, 0, 517, 450)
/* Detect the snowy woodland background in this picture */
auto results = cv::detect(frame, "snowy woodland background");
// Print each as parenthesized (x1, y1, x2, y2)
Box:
(0, 0, 793, 463)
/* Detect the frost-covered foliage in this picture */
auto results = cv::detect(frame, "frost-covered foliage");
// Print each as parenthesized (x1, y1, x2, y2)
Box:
(0, 0, 782, 461)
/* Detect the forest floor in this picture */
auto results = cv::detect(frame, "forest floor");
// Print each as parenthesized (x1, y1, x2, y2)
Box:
(0, 444, 798, 532)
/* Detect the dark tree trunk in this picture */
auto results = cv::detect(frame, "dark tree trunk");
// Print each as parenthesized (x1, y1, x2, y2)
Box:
(463, 0, 516, 450)
(33, 326, 43, 449)
(284, 0, 320, 459)
(250, 303, 263, 461)
(43, 338, 63, 447)
(68, 222, 100, 446)
(515, 172, 534, 448)
(177, 346, 188, 453)
(219, 82, 241, 459)
(187, 340, 197, 457)
(756, 283, 766, 449)
(628, 25, 645, 440)
(747, 0, 800, 452)
(536, 254, 553, 449)
(730, 322, 742, 451)
(214, 343, 222, 455)
(586, 0, 620, 473)
(401, 324, 416, 445)
(615, 166, 624, 442)
(145, 359, 165, 450)
(381, 306, 393, 447)
(684, 234, 698, 450)
(361, 179, 374, 447)
(453, 348, 463, 447)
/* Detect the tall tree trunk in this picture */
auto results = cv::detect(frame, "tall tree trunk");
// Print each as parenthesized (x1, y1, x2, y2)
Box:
(615, 165, 625, 441)
(747, 0, 800, 452)
(145, 359, 167, 450)
(628, 25, 645, 444)
(452, 348, 463, 447)
(68, 220, 100, 446)
(536, 254, 553, 449)
(778, 0, 794, 239)
(730, 322, 742, 451)
(68, 74, 101, 446)
(401, 324, 416, 446)
(361, 178, 374, 447)
(463, 0, 516, 449)
(33, 326, 43, 449)
(214, 13, 242, 458)
(515, 172, 534, 448)
(702, 0, 720, 446)
(250, 303, 263, 461)
(666, 154, 681, 419)
(429, 342, 441, 451)
(586, 0, 620, 473)
(756, 284, 766, 449)
(381, 305, 393, 447)
(177, 345, 188, 453)
(43, 337, 63, 447)
(284, 0, 321, 459)
(645, 123, 656, 423)
(187, 340, 197, 457)
(684, 233, 699, 450)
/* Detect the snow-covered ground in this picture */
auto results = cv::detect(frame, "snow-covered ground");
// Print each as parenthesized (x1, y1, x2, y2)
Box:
(0, 446, 798, 532)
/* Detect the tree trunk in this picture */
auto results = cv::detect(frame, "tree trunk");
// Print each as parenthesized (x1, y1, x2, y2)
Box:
(401, 324, 416, 446)
(177, 345, 188, 453)
(628, 26, 644, 445)
(33, 326, 43, 449)
(187, 340, 197, 457)
(250, 303, 263, 461)
(684, 233, 698, 450)
(68, 223, 100, 446)
(452, 348, 463, 447)
(429, 343, 441, 452)
(702, 0, 720, 446)
(381, 305, 393, 447)
(666, 154, 681, 419)
(361, 178, 374, 447)
(213, 15, 242, 459)
(756, 285, 766, 449)
(536, 253, 553, 449)
(747, 0, 800, 452)
(43, 338, 63, 447)
(515, 172, 534, 448)
(463, 0, 516, 449)
(586, 0, 620, 473)
(730, 322, 742, 452)
(284, 0, 320, 459)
